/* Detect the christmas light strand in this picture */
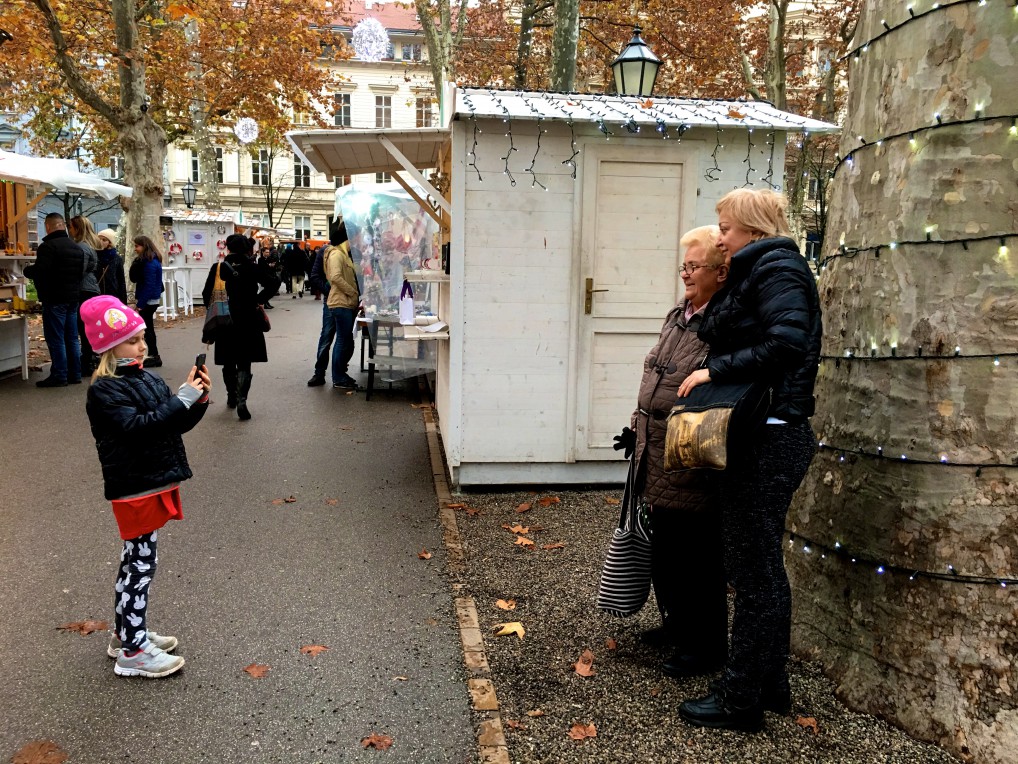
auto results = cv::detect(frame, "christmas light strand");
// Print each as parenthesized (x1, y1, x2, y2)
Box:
(815, 232, 1017, 272)
(526, 117, 547, 190)
(841, 0, 1002, 62)
(821, 351, 1014, 362)
(786, 531, 1017, 588)
(816, 441, 1018, 470)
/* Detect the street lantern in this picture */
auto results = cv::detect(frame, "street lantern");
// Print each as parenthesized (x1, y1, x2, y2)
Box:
(181, 179, 197, 209)
(611, 26, 662, 98)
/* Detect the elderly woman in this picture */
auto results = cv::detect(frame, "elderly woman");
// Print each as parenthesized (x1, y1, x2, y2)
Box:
(614, 225, 730, 677)
(675, 189, 822, 732)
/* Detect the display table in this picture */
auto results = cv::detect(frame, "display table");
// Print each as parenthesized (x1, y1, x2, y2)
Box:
(157, 266, 196, 320)
(357, 315, 448, 400)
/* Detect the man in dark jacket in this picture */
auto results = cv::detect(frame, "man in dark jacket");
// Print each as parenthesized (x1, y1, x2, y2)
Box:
(306, 230, 339, 386)
(23, 213, 85, 387)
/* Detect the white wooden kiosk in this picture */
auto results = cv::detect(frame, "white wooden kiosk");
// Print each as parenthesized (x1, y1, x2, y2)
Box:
(289, 87, 836, 486)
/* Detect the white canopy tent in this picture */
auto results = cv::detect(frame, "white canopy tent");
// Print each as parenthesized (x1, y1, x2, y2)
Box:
(0, 149, 133, 201)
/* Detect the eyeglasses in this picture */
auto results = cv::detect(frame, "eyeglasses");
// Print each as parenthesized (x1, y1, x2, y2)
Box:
(679, 263, 718, 275)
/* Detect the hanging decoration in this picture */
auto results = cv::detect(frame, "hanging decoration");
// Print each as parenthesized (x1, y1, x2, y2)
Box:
(352, 18, 390, 62)
(163, 229, 176, 242)
(191, 250, 204, 262)
(234, 117, 259, 145)
(216, 239, 227, 251)
(169, 242, 183, 256)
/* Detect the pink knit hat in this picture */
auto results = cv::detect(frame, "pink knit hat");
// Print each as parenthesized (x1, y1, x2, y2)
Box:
(81, 296, 147, 354)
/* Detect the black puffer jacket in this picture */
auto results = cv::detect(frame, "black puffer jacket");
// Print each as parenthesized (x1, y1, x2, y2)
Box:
(86, 365, 208, 500)
(23, 230, 84, 304)
(698, 237, 822, 423)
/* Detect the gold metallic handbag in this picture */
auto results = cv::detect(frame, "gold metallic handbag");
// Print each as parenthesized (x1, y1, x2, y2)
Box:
(664, 381, 771, 471)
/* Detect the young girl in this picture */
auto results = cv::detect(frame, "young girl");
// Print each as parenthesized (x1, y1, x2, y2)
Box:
(82, 295, 211, 678)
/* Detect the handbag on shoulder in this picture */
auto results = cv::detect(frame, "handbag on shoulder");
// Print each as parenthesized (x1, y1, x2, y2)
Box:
(201, 263, 232, 344)
(256, 304, 271, 332)
(596, 456, 653, 617)
(664, 378, 771, 471)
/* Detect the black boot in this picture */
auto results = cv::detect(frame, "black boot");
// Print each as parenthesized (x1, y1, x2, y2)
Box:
(236, 370, 252, 420)
(223, 367, 238, 409)
(678, 690, 764, 732)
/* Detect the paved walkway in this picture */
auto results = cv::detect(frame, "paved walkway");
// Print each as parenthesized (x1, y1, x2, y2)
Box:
(0, 297, 474, 763)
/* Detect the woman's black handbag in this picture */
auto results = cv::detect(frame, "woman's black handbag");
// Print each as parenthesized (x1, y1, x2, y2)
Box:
(596, 456, 653, 617)
(664, 380, 770, 471)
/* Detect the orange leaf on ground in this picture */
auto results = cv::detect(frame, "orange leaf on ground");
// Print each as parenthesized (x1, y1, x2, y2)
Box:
(284, 495, 297, 503)
(500, 523, 512, 530)
(526, 709, 545, 717)
(538, 496, 561, 506)
(300, 645, 329, 657)
(574, 649, 596, 677)
(514, 536, 535, 548)
(57, 619, 108, 635)
(650, 687, 661, 697)
(12, 740, 68, 764)
(271, 498, 285, 505)
(541, 542, 565, 550)
(505, 719, 528, 730)
(605, 497, 621, 505)
(464, 506, 482, 516)
(568, 722, 597, 741)
(508, 524, 529, 534)
(516, 502, 532, 513)
(243, 663, 270, 678)
(605, 637, 618, 650)
(418, 549, 433, 560)
(446, 502, 466, 509)
(796, 716, 819, 734)
(495, 599, 517, 610)
(324, 498, 339, 505)
(361, 733, 394, 750)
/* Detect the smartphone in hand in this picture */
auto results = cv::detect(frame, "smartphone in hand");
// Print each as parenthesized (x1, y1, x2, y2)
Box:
(195, 353, 206, 371)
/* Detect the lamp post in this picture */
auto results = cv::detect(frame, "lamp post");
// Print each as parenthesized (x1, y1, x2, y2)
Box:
(181, 180, 197, 209)
(611, 26, 662, 97)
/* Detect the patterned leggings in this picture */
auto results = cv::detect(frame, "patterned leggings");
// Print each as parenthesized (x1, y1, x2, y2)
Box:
(114, 530, 158, 651)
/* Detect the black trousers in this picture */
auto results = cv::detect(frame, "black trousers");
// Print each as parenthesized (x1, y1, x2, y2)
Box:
(138, 303, 160, 357)
(650, 505, 728, 659)
(718, 421, 816, 704)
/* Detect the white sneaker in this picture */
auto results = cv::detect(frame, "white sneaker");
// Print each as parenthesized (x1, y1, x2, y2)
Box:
(108, 631, 179, 658)
(114, 643, 185, 678)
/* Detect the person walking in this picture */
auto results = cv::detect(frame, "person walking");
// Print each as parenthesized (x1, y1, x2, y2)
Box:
(613, 225, 730, 678)
(676, 189, 822, 732)
(324, 222, 360, 390)
(23, 213, 85, 387)
(128, 236, 164, 368)
(202, 234, 274, 420)
(68, 216, 102, 374)
(306, 228, 339, 386)
(96, 229, 128, 303)
(82, 294, 210, 678)
(282, 243, 307, 298)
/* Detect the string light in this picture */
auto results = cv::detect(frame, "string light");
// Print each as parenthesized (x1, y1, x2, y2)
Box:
(526, 117, 547, 191)
(786, 532, 1017, 587)
(815, 232, 1018, 271)
(822, 350, 1018, 362)
(816, 442, 1018, 470)
(841, 0, 989, 61)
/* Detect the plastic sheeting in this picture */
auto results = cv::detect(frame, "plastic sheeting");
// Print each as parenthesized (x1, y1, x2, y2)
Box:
(0, 150, 133, 200)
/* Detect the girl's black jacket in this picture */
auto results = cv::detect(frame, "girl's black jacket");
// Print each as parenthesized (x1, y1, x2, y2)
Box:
(86, 366, 208, 500)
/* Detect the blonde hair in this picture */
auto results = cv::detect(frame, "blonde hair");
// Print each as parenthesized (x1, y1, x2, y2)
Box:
(69, 216, 103, 250)
(92, 349, 119, 382)
(716, 189, 791, 238)
(680, 225, 724, 267)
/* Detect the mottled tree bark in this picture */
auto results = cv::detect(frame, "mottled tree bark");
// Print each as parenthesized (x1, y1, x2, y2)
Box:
(549, 0, 579, 92)
(788, 3, 1018, 763)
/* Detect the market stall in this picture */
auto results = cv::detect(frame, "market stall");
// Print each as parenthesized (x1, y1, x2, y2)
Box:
(289, 88, 837, 486)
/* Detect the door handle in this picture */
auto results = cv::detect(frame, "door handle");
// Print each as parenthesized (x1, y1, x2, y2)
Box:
(584, 277, 609, 314)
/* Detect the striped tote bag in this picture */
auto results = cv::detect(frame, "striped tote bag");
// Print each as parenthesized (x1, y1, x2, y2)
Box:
(596, 456, 652, 617)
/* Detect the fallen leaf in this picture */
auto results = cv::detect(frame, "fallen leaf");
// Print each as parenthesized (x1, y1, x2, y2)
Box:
(605, 497, 621, 505)
(300, 645, 329, 657)
(728, 108, 746, 119)
(446, 502, 466, 509)
(574, 649, 596, 677)
(541, 542, 565, 550)
(393, 675, 408, 681)
(12, 740, 68, 764)
(425, 617, 439, 626)
(640, 98, 654, 108)
(464, 506, 482, 516)
(526, 709, 545, 717)
(568, 722, 597, 741)
(500, 523, 512, 530)
(243, 663, 270, 678)
(508, 524, 529, 534)
(284, 495, 297, 503)
(605, 637, 618, 650)
(796, 716, 819, 734)
(57, 619, 108, 635)
(271, 498, 285, 505)
(495, 599, 517, 611)
(515, 502, 532, 513)
(324, 498, 339, 506)
(494, 621, 525, 639)
(537, 496, 561, 507)
(514, 536, 535, 548)
(505, 719, 528, 730)
(361, 733, 394, 750)
(418, 549, 433, 560)
(650, 686, 661, 697)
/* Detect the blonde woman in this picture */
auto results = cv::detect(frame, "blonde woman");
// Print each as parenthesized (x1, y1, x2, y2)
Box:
(69, 216, 102, 372)
(676, 189, 822, 732)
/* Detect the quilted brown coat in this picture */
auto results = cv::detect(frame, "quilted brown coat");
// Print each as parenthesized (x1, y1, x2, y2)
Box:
(631, 302, 718, 511)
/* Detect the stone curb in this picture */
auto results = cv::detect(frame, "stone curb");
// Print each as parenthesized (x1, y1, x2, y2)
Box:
(423, 408, 510, 764)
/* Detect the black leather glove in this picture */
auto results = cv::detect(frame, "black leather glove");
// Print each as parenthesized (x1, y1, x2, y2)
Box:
(612, 426, 636, 459)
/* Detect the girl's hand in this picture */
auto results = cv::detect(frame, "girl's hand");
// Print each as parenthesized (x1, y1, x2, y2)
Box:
(198, 367, 212, 393)
(676, 368, 711, 398)
(185, 366, 203, 392)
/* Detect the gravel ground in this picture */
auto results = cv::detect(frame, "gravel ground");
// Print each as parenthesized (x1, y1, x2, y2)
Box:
(454, 488, 958, 764)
